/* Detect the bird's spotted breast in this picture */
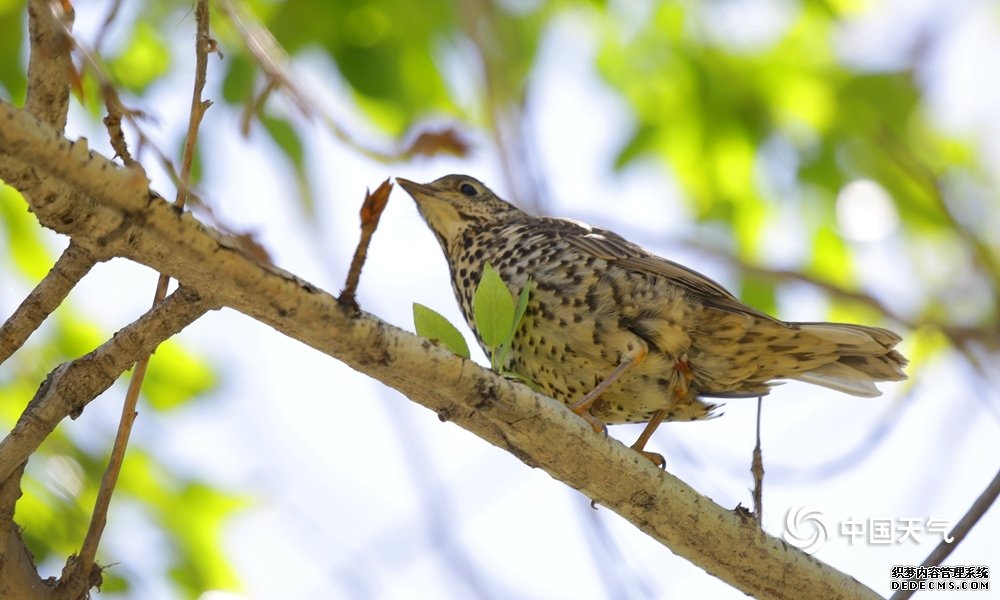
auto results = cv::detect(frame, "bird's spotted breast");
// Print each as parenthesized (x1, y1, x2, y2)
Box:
(446, 221, 715, 423)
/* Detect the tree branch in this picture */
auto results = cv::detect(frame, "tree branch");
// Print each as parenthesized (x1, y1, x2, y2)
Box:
(0, 462, 55, 600)
(0, 286, 213, 599)
(0, 99, 883, 599)
(0, 286, 216, 483)
(0, 242, 98, 364)
(889, 466, 1000, 600)
(25, 0, 74, 132)
(2, 0, 101, 367)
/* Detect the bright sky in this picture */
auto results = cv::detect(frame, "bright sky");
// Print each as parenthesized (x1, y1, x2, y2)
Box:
(15, 1, 1000, 598)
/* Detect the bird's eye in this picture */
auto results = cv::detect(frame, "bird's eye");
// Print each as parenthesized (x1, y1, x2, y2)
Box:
(459, 182, 477, 197)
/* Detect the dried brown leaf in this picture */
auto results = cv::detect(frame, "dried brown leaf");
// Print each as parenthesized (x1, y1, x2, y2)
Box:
(405, 128, 470, 158)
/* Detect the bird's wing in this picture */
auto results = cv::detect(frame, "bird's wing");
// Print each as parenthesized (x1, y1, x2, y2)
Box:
(555, 219, 772, 319)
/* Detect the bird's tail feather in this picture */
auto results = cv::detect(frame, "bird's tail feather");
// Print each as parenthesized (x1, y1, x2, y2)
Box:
(789, 322, 908, 397)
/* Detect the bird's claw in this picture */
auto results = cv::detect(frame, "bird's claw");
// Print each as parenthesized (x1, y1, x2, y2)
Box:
(632, 448, 665, 469)
(573, 405, 608, 435)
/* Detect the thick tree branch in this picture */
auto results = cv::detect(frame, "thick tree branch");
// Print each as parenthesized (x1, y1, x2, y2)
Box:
(0, 99, 883, 599)
(25, 0, 73, 132)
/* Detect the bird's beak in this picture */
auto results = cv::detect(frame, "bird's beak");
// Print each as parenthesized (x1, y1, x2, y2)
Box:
(395, 178, 435, 198)
(396, 177, 463, 242)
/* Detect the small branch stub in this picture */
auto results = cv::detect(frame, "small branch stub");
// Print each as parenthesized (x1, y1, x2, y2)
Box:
(339, 178, 392, 314)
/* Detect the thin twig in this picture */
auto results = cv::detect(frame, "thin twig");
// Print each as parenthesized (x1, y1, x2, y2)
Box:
(103, 101, 137, 167)
(751, 396, 764, 527)
(69, 358, 147, 588)
(889, 466, 1000, 600)
(339, 179, 393, 314)
(176, 1, 216, 208)
(73, 0, 215, 585)
(0, 242, 99, 364)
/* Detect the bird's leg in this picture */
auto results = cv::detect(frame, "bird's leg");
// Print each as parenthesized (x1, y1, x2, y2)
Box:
(630, 409, 668, 468)
(751, 396, 764, 527)
(629, 356, 694, 468)
(570, 344, 649, 434)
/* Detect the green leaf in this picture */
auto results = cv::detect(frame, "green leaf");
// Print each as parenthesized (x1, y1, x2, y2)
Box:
(413, 303, 470, 359)
(473, 263, 515, 349)
(510, 278, 533, 339)
(496, 278, 533, 371)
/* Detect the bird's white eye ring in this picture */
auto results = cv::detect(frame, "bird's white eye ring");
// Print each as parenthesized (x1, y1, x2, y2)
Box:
(459, 182, 477, 197)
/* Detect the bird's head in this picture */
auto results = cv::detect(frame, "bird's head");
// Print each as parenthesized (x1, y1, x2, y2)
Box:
(396, 174, 524, 252)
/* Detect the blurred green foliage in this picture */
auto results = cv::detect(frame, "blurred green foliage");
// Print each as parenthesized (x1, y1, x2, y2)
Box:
(1, 0, 997, 597)
(0, 0, 25, 104)
(108, 21, 171, 92)
(268, 0, 457, 130)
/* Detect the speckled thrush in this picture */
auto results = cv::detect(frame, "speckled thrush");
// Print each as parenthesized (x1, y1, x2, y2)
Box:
(397, 174, 908, 464)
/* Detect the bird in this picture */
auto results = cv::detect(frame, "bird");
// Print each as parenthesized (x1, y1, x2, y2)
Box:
(396, 174, 908, 464)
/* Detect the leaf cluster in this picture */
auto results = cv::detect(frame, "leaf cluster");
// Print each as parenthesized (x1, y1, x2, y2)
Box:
(414, 263, 532, 380)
